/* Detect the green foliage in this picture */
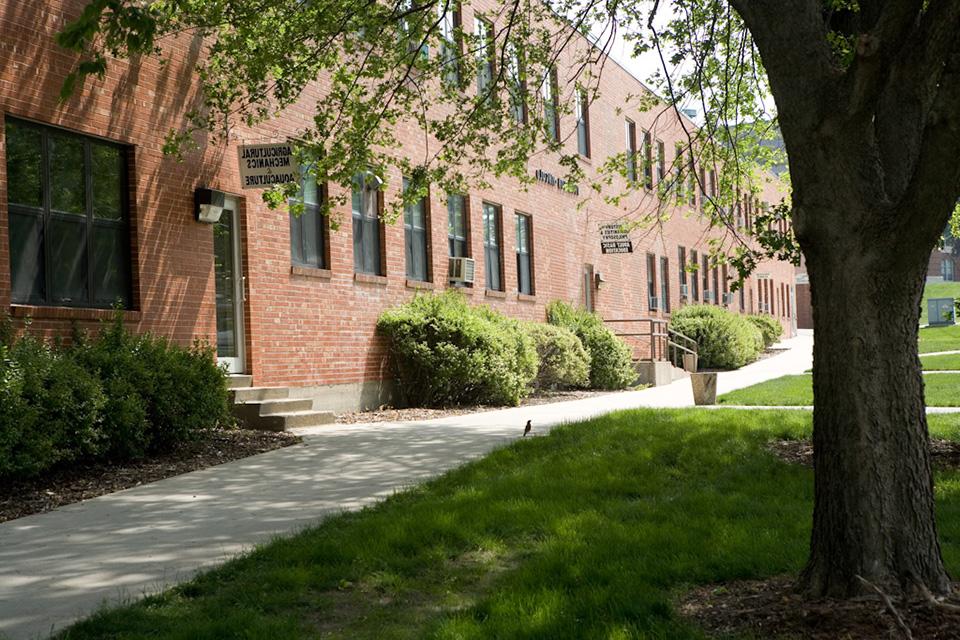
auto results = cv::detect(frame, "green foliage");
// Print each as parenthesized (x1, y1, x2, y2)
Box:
(546, 300, 636, 390)
(670, 304, 763, 370)
(0, 312, 231, 480)
(745, 314, 784, 348)
(377, 291, 537, 407)
(719, 373, 960, 408)
(523, 322, 589, 390)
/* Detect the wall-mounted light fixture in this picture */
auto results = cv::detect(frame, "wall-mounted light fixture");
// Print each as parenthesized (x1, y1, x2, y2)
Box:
(594, 271, 606, 289)
(195, 187, 226, 223)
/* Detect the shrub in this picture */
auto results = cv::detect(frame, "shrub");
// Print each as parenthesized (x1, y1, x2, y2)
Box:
(546, 300, 636, 390)
(524, 323, 589, 390)
(746, 314, 784, 349)
(670, 304, 763, 370)
(378, 291, 538, 407)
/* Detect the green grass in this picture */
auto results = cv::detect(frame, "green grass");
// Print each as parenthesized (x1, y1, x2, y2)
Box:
(922, 353, 960, 370)
(921, 281, 960, 325)
(58, 410, 960, 640)
(920, 324, 960, 354)
(719, 374, 960, 407)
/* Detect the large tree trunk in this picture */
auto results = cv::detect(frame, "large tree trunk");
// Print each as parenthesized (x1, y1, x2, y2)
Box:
(799, 242, 951, 597)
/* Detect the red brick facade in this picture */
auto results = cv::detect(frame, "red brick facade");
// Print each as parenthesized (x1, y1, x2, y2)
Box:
(0, 1, 796, 393)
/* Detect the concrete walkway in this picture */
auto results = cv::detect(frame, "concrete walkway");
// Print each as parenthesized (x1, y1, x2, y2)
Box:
(3, 332, 814, 639)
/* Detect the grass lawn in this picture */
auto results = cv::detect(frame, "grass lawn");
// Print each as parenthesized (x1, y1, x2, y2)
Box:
(57, 410, 960, 639)
(718, 373, 960, 406)
(920, 324, 960, 354)
(921, 281, 960, 325)
(922, 353, 960, 371)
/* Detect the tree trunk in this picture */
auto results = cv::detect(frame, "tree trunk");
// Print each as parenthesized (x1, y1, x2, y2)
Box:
(799, 242, 952, 598)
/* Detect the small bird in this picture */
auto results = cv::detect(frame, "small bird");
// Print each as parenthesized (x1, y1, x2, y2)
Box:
(523, 420, 532, 437)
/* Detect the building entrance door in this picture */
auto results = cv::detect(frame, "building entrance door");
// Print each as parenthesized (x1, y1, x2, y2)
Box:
(214, 197, 245, 373)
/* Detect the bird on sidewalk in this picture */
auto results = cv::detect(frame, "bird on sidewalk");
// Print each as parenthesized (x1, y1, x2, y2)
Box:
(523, 420, 532, 437)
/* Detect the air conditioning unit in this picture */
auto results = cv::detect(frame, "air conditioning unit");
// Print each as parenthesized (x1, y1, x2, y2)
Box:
(448, 257, 476, 284)
(648, 295, 659, 311)
(705, 290, 715, 303)
(722, 292, 735, 305)
(761, 302, 771, 313)
(680, 284, 689, 299)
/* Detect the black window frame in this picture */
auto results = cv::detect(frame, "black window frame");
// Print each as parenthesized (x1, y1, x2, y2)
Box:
(646, 253, 657, 309)
(576, 90, 590, 158)
(702, 254, 710, 303)
(678, 246, 687, 297)
(625, 119, 638, 183)
(482, 201, 503, 291)
(352, 171, 384, 275)
(475, 17, 495, 97)
(447, 193, 469, 258)
(643, 130, 653, 189)
(4, 117, 132, 309)
(543, 67, 560, 141)
(660, 255, 670, 313)
(690, 249, 700, 301)
(438, 1, 462, 87)
(290, 167, 328, 270)
(515, 212, 533, 295)
(403, 177, 430, 282)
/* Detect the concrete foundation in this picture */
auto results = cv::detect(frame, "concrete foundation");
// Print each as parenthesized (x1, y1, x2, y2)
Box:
(287, 379, 397, 412)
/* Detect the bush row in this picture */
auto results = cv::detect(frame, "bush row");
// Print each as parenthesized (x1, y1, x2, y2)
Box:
(377, 292, 636, 407)
(745, 314, 784, 348)
(0, 313, 232, 479)
(669, 304, 767, 370)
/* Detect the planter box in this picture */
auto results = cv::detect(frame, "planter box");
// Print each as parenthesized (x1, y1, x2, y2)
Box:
(690, 372, 718, 405)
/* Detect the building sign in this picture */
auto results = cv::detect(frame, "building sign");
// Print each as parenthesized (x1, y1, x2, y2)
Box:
(599, 223, 633, 254)
(534, 169, 579, 195)
(237, 143, 299, 189)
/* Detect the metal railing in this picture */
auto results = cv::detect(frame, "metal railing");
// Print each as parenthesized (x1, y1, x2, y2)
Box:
(605, 317, 698, 370)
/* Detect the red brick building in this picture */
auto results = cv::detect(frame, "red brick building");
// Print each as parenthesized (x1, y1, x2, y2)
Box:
(0, 2, 796, 411)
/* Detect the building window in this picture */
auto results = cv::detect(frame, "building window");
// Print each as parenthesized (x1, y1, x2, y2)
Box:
(402, 0, 430, 59)
(482, 201, 502, 291)
(576, 90, 590, 157)
(515, 213, 533, 295)
(690, 249, 700, 301)
(475, 18, 494, 96)
(403, 178, 429, 281)
(698, 165, 706, 210)
(739, 281, 746, 311)
(290, 167, 327, 269)
(702, 254, 710, 303)
(646, 253, 657, 310)
(675, 143, 685, 200)
(543, 68, 559, 141)
(625, 119, 637, 183)
(5, 118, 131, 308)
(943, 258, 955, 281)
(712, 265, 720, 306)
(656, 140, 665, 184)
(643, 130, 653, 189)
(709, 169, 717, 198)
(660, 256, 670, 313)
(439, 2, 461, 86)
(687, 151, 696, 206)
(507, 44, 526, 124)
(678, 246, 687, 299)
(352, 172, 383, 275)
(447, 193, 468, 258)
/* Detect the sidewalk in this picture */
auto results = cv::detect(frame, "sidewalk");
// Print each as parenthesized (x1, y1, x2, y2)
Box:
(0, 331, 813, 639)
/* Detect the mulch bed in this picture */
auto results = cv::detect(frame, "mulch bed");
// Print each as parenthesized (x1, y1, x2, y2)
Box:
(768, 438, 960, 470)
(0, 429, 301, 524)
(335, 388, 625, 424)
(679, 575, 960, 639)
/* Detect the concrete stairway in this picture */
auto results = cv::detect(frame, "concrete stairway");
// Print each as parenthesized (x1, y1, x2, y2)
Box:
(227, 375, 336, 431)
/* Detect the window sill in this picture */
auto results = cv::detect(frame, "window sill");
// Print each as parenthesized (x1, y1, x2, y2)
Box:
(10, 304, 141, 323)
(517, 293, 537, 303)
(354, 273, 388, 286)
(405, 279, 435, 290)
(447, 282, 475, 294)
(484, 289, 507, 299)
(291, 265, 332, 280)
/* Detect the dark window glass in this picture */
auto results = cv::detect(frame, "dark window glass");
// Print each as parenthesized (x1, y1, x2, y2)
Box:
(702, 255, 710, 303)
(690, 250, 700, 301)
(543, 69, 559, 141)
(482, 202, 502, 291)
(646, 253, 656, 304)
(4, 120, 42, 207)
(625, 120, 637, 183)
(678, 246, 687, 292)
(447, 194, 468, 257)
(515, 213, 532, 295)
(643, 131, 653, 189)
(576, 91, 590, 157)
(507, 46, 526, 124)
(656, 140, 665, 183)
(439, 3, 461, 86)
(475, 19, 494, 95)
(660, 256, 670, 312)
(49, 133, 85, 214)
(4, 119, 130, 308)
(290, 167, 326, 269)
(403, 178, 429, 281)
(352, 172, 382, 275)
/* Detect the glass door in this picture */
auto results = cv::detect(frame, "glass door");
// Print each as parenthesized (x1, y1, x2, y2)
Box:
(214, 197, 245, 373)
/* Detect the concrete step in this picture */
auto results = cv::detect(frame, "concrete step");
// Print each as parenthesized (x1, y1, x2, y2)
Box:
(252, 397, 315, 416)
(233, 405, 335, 431)
(231, 386, 290, 403)
(227, 374, 253, 389)
(277, 410, 337, 429)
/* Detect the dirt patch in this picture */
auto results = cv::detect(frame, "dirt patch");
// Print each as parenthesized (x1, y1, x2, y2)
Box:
(0, 429, 301, 523)
(678, 575, 960, 639)
(768, 439, 960, 470)
(335, 388, 631, 424)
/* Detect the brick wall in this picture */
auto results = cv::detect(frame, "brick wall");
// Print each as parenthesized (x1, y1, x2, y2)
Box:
(0, 1, 797, 388)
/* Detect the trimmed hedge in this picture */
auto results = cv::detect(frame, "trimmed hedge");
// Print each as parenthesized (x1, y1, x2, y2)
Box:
(378, 291, 538, 407)
(746, 314, 784, 349)
(524, 322, 590, 390)
(670, 304, 764, 370)
(546, 300, 636, 390)
(0, 313, 232, 480)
